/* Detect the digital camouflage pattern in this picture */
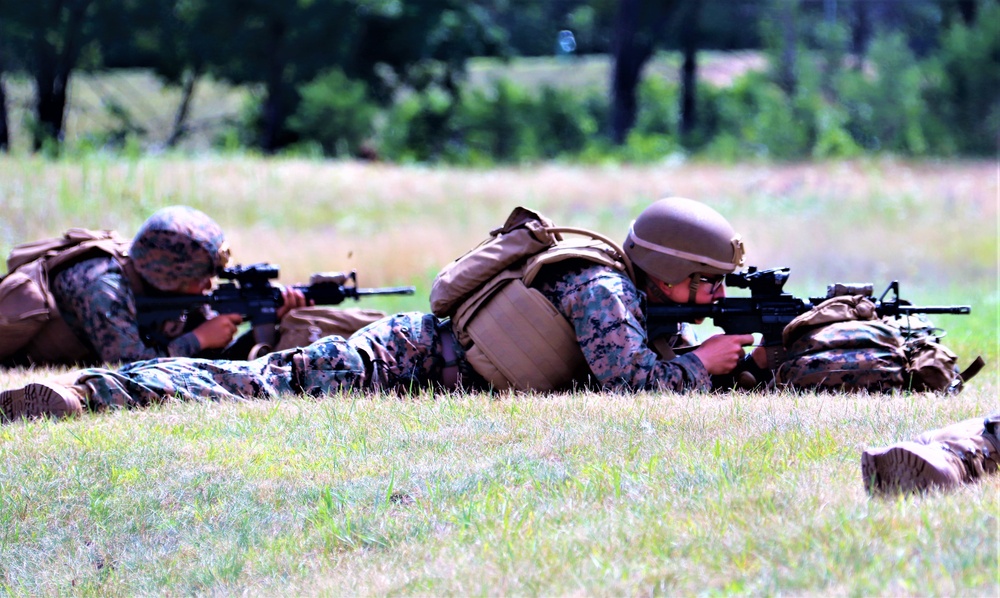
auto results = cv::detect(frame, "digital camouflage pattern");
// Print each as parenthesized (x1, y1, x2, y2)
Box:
(51, 256, 202, 363)
(534, 261, 709, 391)
(42, 206, 228, 364)
(129, 205, 230, 291)
(56, 260, 711, 411)
(774, 295, 961, 392)
(74, 335, 367, 409)
(775, 319, 909, 391)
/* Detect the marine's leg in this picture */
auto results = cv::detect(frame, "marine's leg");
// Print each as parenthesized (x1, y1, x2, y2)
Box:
(80, 337, 366, 409)
(348, 312, 461, 393)
(1, 337, 366, 421)
(0, 373, 86, 422)
(861, 414, 1000, 494)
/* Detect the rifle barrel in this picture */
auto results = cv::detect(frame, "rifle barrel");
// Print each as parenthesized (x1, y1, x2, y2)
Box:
(356, 286, 416, 296)
(893, 305, 971, 315)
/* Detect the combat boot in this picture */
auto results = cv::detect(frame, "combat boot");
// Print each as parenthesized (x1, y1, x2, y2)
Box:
(0, 381, 86, 422)
(861, 415, 1000, 494)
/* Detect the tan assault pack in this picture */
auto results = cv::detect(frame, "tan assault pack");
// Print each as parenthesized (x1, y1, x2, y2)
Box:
(273, 306, 387, 352)
(430, 207, 634, 391)
(0, 228, 132, 363)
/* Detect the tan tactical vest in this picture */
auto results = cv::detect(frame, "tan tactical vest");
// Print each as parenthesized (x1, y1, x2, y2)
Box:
(0, 228, 138, 364)
(431, 207, 634, 391)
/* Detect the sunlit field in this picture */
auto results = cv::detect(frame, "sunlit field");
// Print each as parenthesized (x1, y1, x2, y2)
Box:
(1, 156, 997, 594)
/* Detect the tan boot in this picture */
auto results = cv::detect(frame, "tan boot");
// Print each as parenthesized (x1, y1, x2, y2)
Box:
(862, 416, 1000, 494)
(0, 382, 86, 422)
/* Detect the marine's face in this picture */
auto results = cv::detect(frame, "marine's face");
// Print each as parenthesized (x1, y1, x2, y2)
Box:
(157, 276, 212, 295)
(646, 273, 725, 306)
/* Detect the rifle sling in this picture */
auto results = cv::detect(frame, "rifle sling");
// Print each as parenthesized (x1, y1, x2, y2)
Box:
(959, 355, 986, 383)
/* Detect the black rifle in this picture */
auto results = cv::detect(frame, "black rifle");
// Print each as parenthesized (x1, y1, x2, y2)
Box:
(136, 263, 415, 352)
(646, 267, 971, 368)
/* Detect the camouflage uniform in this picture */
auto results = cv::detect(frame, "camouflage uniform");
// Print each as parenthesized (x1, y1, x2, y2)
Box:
(51, 257, 203, 363)
(47, 206, 229, 364)
(58, 260, 709, 411)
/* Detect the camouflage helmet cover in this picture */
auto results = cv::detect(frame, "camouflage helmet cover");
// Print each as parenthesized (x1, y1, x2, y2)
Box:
(624, 197, 744, 285)
(129, 206, 230, 290)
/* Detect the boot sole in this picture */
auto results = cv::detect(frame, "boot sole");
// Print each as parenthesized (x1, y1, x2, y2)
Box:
(861, 441, 960, 494)
(0, 383, 84, 422)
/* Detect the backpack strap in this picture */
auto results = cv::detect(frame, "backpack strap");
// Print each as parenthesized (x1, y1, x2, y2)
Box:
(532, 226, 635, 284)
(959, 356, 986, 385)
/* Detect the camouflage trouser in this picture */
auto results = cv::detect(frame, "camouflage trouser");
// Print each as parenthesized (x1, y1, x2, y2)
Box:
(73, 312, 481, 410)
(349, 312, 484, 394)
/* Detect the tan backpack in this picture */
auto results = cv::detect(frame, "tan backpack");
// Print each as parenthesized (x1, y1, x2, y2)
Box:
(430, 207, 634, 391)
(272, 306, 388, 352)
(775, 295, 978, 392)
(0, 228, 132, 363)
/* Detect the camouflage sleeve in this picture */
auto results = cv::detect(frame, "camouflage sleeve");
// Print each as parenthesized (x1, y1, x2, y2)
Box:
(52, 258, 202, 363)
(537, 263, 711, 392)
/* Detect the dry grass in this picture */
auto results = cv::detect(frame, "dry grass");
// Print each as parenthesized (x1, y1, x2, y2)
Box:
(2, 156, 995, 286)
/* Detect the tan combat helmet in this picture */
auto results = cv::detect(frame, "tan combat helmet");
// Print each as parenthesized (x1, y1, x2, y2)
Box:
(624, 197, 744, 300)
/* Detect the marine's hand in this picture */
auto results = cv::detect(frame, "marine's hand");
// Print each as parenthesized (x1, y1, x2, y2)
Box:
(192, 313, 243, 350)
(276, 285, 309, 320)
(692, 333, 755, 375)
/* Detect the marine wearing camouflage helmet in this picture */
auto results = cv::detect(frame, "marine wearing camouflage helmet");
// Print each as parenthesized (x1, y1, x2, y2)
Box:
(37, 206, 242, 365)
(1, 200, 761, 421)
(129, 205, 232, 291)
(2, 206, 312, 368)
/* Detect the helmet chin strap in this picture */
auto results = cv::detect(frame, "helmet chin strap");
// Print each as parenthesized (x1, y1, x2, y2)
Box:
(687, 275, 700, 304)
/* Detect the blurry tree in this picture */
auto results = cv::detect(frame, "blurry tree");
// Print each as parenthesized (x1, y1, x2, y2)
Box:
(95, 0, 217, 148)
(0, 55, 8, 151)
(0, 0, 506, 155)
(677, 0, 701, 141)
(0, 0, 105, 151)
(610, 0, 679, 144)
(193, 0, 508, 154)
(608, 0, 762, 145)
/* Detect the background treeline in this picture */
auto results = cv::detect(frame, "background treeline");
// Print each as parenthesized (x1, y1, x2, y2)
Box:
(0, 0, 996, 163)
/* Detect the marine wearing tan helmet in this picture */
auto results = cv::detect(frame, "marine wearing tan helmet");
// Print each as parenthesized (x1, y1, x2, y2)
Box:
(624, 197, 745, 303)
(129, 206, 231, 292)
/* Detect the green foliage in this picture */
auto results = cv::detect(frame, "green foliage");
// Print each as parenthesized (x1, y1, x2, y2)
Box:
(379, 89, 458, 163)
(288, 69, 377, 158)
(378, 78, 607, 165)
(454, 79, 536, 164)
(834, 33, 931, 155)
(707, 71, 811, 160)
(633, 76, 678, 136)
(922, 3, 1000, 156)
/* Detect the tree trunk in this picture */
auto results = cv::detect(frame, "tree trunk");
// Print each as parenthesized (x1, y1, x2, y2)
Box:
(850, 0, 870, 58)
(31, 0, 92, 151)
(775, 0, 798, 97)
(610, 0, 678, 145)
(166, 68, 199, 148)
(259, 19, 288, 154)
(678, 0, 702, 141)
(0, 65, 9, 152)
(32, 58, 70, 150)
(956, 0, 977, 24)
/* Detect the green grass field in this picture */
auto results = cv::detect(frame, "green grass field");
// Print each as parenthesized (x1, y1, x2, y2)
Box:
(0, 156, 998, 594)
